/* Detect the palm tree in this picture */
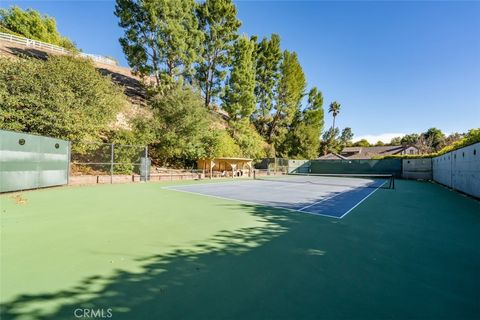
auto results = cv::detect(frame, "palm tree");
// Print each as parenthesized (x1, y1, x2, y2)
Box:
(328, 101, 341, 130)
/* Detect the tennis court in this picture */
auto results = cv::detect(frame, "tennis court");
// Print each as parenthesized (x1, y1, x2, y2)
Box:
(1, 179, 479, 319)
(164, 173, 394, 218)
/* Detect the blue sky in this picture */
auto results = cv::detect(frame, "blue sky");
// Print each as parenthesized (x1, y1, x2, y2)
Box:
(2, 1, 479, 142)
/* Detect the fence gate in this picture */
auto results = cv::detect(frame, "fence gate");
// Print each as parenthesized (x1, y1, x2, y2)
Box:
(0, 130, 70, 193)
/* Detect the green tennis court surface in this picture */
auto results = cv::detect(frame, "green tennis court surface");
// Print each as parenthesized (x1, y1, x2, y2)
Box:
(1, 179, 479, 319)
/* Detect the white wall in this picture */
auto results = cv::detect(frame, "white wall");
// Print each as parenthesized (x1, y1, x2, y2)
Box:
(433, 142, 480, 198)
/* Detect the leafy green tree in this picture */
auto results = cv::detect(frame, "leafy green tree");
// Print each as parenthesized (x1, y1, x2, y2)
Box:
(202, 129, 242, 157)
(115, 0, 202, 86)
(374, 140, 385, 146)
(400, 133, 419, 146)
(147, 83, 211, 165)
(328, 101, 341, 131)
(282, 87, 324, 159)
(269, 50, 306, 146)
(252, 34, 282, 136)
(389, 136, 402, 145)
(0, 6, 76, 51)
(0, 56, 125, 142)
(320, 127, 340, 154)
(228, 120, 267, 159)
(340, 127, 354, 146)
(222, 35, 256, 122)
(353, 139, 371, 147)
(195, 0, 241, 108)
(421, 127, 445, 151)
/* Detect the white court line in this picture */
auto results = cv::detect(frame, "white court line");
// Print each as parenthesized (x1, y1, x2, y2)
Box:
(297, 190, 349, 211)
(164, 179, 389, 219)
(162, 187, 342, 219)
(337, 181, 387, 219)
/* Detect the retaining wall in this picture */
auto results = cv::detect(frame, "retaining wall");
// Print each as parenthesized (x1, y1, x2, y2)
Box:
(432, 142, 480, 198)
(402, 158, 432, 180)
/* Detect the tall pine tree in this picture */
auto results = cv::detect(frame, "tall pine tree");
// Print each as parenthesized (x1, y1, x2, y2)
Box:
(268, 50, 306, 148)
(195, 0, 241, 108)
(222, 36, 265, 158)
(281, 87, 324, 158)
(222, 35, 256, 121)
(115, 0, 202, 86)
(252, 34, 282, 137)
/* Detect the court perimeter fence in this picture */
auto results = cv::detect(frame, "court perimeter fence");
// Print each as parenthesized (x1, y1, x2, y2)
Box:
(70, 142, 204, 186)
(294, 159, 404, 178)
(70, 142, 150, 185)
(2, 129, 478, 197)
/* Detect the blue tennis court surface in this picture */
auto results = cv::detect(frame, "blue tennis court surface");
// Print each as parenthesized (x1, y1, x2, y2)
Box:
(164, 175, 389, 218)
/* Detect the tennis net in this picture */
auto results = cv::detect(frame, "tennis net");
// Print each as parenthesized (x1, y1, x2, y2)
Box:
(253, 171, 395, 189)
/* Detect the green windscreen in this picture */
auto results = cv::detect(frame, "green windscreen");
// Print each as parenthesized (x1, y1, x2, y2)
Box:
(0, 130, 69, 192)
(304, 159, 402, 177)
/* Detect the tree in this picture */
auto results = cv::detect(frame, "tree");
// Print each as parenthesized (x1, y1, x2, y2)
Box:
(389, 136, 402, 145)
(222, 35, 256, 122)
(195, 0, 241, 108)
(0, 6, 76, 51)
(328, 101, 341, 131)
(147, 83, 211, 165)
(201, 129, 242, 158)
(228, 120, 267, 159)
(340, 127, 354, 146)
(0, 56, 125, 142)
(252, 34, 282, 136)
(374, 140, 385, 146)
(319, 127, 340, 155)
(268, 50, 306, 146)
(115, 0, 202, 86)
(282, 87, 324, 158)
(400, 133, 419, 146)
(353, 139, 371, 147)
(421, 127, 445, 151)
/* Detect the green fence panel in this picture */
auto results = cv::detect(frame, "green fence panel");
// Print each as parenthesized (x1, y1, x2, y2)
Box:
(0, 130, 69, 192)
(309, 159, 403, 177)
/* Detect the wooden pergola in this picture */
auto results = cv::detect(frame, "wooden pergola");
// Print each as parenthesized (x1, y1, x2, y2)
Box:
(197, 157, 253, 178)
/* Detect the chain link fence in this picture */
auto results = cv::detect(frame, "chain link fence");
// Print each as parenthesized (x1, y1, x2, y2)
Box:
(253, 157, 289, 174)
(70, 142, 149, 185)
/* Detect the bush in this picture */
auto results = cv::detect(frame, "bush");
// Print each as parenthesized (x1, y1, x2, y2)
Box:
(147, 83, 212, 166)
(0, 56, 127, 142)
(202, 129, 242, 158)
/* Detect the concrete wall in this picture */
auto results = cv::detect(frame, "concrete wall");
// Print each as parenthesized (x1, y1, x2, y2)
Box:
(288, 159, 310, 173)
(402, 158, 432, 180)
(433, 142, 480, 198)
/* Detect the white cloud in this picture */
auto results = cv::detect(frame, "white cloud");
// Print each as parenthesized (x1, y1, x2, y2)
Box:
(353, 133, 406, 144)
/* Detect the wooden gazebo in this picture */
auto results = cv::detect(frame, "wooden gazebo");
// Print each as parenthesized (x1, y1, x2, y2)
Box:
(197, 157, 253, 178)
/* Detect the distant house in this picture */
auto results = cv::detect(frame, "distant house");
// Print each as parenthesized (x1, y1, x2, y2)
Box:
(318, 145, 419, 160)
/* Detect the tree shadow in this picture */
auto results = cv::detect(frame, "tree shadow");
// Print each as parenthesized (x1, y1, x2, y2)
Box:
(2, 195, 478, 320)
(4, 46, 50, 61)
(0, 204, 317, 319)
(96, 68, 146, 105)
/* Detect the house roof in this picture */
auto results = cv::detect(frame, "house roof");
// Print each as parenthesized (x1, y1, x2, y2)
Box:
(318, 145, 417, 160)
(342, 147, 363, 153)
(317, 153, 348, 160)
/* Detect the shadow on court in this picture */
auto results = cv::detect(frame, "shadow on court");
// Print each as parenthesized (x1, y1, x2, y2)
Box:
(1, 180, 479, 319)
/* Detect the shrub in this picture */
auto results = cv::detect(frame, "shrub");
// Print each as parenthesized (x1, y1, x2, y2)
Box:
(0, 56, 127, 142)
